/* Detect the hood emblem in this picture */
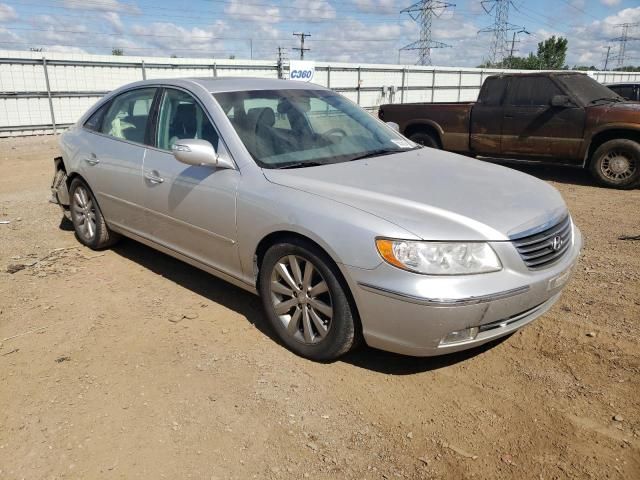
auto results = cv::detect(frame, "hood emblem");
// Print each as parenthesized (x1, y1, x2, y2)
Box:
(551, 235, 564, 252)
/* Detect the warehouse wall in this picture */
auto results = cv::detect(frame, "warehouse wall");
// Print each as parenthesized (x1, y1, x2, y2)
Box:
(1, 50, 639, 136)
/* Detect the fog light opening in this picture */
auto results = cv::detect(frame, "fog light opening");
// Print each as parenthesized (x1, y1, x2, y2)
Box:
(440, 327, 480, 346)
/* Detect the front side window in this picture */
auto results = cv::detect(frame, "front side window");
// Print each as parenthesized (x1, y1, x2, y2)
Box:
(84, 101, 110, 132)
(506, 77, 563, 107)
(609, 85, 634, 101)
(156, 89, 219, 151)
(100, 88, 156, 144)
(214, 89, 416, 168)
(556, 74, 622, 105)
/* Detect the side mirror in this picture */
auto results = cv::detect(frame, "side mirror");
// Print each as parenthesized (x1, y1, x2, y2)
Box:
(172, 139, 234, 169)
(550, 94, 572, 108)
(386, 121, 400, 132)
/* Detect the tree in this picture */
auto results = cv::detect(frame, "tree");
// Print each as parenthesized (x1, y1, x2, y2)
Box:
(478, 35, 568, 70)
(536, 36, 568, 70)
(112, 48, 124, 56)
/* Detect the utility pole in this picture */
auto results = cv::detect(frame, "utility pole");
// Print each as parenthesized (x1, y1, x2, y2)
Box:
(277, 46, 287, 79)
(249, 38, 253, 60)
(508, 27, 529, 69)
(399, 1, 455, 66)
(292, 32, 310, 60)
(479, 0, 520, 65)
(603, 45, 611, 71)
(611, 22, 639, 69)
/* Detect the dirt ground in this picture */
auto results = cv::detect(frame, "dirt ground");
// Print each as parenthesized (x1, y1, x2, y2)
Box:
(0, 135, 638, 480)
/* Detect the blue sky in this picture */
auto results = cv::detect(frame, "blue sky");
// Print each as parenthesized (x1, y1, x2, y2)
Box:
(0, 0, 638, 67)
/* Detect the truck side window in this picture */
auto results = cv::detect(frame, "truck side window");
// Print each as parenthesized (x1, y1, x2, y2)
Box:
(506, 77, 563, 107)
(478, 77, 507, 106)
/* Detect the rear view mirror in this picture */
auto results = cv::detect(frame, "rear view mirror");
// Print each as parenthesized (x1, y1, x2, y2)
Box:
(172, 139, 234, 169)
(551, 95, 572, 108)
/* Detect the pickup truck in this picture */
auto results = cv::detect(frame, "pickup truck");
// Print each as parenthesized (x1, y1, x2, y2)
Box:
(379, 72, 640, 189)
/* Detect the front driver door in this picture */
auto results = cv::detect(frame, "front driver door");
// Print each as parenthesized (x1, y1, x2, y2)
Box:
(501, 76, 585, 161)
(141, 87, 241, 277)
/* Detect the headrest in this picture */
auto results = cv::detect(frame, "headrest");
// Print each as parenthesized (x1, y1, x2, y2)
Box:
(247, 107, 275, 128)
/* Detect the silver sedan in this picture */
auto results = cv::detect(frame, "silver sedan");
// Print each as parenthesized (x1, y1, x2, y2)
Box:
(51, 77, 582, 361)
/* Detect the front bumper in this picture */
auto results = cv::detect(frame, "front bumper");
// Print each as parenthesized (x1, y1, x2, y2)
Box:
(343, 225, 583, 357)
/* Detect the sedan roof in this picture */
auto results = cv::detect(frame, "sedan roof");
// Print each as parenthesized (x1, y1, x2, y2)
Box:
(187, 77, 327, 93)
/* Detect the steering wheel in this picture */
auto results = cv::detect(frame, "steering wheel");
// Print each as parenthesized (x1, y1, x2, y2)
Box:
(324, 128, 348, 141)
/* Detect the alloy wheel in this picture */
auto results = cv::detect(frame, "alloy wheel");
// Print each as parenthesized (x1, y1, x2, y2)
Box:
(269, 255, 333, 345)
(71, 185, 97, 241)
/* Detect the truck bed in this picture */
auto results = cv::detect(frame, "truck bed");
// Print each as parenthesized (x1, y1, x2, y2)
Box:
(379, 102, 474, 153)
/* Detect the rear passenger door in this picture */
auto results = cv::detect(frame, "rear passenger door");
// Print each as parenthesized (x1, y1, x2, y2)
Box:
(469, 76, 507, 155)
(501, 76, 585, 160)
(141, 87, 241, 277)
(77, 87, 157, 235)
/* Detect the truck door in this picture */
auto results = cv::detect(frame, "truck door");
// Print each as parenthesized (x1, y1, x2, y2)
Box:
(469, 76, 507, 156)
(501, 76, 585, 161)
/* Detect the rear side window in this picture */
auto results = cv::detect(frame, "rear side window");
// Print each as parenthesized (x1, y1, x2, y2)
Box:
(478, 77, 507, 106)
(506, 77, 563, 106)
(84, 101, 110, 132)
(100, 88, 156, 144)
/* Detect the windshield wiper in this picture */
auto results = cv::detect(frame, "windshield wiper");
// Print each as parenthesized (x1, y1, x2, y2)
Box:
(275, 161, 328, 169)
(589, 97, 622, 104)
(348, 147, 412, 162)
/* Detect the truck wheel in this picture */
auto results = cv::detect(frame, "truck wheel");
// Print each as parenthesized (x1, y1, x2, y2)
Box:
(409, 131, 440, 149)
(589, 139, 640, 189)
(409, 132, 440, 150)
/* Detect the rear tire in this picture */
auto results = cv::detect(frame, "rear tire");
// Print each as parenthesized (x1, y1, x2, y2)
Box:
(408, 131, 440, 149)
(258, 239, 357, 361)
(589, 139, 640, 189)
(69, 178, 120, 250)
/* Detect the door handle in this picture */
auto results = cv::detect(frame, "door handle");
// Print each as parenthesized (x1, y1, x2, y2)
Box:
(144, 171, 164, 184)
(84, 154, 99, 166)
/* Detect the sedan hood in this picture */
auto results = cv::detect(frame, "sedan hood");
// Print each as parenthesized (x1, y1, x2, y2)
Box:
(263, 148, 567, 241)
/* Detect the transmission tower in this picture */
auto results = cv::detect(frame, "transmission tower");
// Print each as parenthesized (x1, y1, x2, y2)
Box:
(479, 0, 520, 65)
(611, 23, 639, 68)
(400, 1, 455, 66)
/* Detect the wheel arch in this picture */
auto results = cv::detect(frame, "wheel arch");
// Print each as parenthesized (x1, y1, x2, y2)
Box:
(254, 230, 363, 335)
(586, 128, 640, 166)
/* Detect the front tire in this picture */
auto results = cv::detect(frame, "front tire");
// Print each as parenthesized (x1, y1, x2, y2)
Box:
(589, 139, 640, 189)
(69, 178, 119, 249)
(258, 240, 357, 361)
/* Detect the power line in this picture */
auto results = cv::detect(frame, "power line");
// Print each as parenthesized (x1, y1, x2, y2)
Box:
(399, 1, 455, 66)
(292, 32, 310, 60)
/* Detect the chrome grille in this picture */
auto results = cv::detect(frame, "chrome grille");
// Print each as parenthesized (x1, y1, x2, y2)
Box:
(511, 215, 572, 270)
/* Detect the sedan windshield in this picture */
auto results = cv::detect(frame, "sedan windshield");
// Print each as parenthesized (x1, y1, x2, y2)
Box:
(213, 89, 416, 168)
(555, 74, 623, 105)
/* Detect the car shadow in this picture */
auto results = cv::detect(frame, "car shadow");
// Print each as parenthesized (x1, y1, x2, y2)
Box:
(110, 239, 511, 374)
(339, 336, 510, 375)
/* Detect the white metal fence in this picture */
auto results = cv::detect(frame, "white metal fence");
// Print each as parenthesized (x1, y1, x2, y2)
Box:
(1, 50, 639, 137)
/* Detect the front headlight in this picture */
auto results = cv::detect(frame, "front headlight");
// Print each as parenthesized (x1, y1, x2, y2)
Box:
(375, 239, 502, 275)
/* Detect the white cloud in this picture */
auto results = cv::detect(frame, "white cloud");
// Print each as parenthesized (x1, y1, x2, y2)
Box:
(62, 0, 141, 14)
(103, 12, 124, 33)
(225, 0, 281, 24)
(601, 0, 621, 7)
(0, 3, 17, 22)
(351, 0, 398, 14)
